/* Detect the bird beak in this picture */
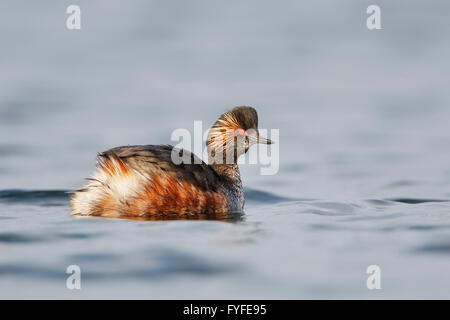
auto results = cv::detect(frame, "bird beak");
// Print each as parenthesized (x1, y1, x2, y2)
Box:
(257, 136, 274, 144)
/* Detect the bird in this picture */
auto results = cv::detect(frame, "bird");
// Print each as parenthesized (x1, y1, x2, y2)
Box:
(69, 106, 273, 219)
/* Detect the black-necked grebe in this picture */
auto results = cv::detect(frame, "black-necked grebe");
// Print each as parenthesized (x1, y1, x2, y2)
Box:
(70, 106, 273, 218)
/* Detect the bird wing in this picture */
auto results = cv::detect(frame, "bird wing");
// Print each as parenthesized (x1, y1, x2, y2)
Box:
(100, 145, 221, 192)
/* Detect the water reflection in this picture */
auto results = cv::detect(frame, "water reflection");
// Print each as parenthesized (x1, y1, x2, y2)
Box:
(72, 211, 245, 222)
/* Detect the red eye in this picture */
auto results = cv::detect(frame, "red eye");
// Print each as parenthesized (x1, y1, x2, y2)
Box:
(236, 128, 246, 135)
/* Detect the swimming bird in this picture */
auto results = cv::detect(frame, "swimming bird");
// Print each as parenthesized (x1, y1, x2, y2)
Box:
(70, 106, 273, 219)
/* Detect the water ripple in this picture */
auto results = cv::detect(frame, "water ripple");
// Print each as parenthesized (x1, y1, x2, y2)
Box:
(243, 187, 297, 203)
(0, 189, 69, 206)
(387, 198, 450, 204)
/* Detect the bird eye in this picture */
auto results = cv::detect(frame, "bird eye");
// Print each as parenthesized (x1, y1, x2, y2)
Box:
(236, 128, 247, 135)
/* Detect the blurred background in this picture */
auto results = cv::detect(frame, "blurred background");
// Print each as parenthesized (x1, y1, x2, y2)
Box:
(1, 0, 450, 299)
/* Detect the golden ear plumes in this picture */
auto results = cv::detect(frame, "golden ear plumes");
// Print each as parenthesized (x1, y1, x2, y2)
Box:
(207, 106, 257, 153)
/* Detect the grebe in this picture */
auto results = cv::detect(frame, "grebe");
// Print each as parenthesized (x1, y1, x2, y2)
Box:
(70, 106, 273, 219)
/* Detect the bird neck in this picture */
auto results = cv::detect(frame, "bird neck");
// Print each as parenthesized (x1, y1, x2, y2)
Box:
(208, 153, 245, 212)
(210, 162, 241, 182)
(207, 144, 242, 184)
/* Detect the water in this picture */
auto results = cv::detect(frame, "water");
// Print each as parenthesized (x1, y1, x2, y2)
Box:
(1, 0, 450, 299)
